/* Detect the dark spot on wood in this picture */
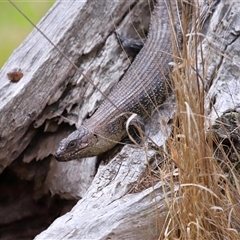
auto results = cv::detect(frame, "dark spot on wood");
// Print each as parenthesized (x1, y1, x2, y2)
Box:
(7, 69, 23, 82)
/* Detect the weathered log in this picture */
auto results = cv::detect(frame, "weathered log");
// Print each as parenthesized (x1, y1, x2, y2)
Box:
(1, 0, 240, 239)
(35, 0, 240, 238)
(0, 0, 148, 195)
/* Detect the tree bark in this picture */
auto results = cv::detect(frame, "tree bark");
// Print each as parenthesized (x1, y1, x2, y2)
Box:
(1, 0, 240, 239)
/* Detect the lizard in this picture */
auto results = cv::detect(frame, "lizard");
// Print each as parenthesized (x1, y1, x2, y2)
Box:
(55, 0, 182, 161)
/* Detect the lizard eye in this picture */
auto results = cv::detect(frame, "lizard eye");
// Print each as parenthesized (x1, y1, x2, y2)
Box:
(68, 141, 76, 149)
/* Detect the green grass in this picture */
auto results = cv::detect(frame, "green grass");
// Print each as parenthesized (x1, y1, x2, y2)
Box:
(0, 1, 55, 67)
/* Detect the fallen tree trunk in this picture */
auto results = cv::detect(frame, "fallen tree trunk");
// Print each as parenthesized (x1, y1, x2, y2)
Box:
(0, 0, 240, 239)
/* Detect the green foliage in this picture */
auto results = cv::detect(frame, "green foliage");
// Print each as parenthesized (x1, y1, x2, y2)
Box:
(0, 1, 54, 67)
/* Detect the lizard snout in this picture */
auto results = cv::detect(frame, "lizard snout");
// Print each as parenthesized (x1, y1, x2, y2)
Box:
(54, 150, 66, 162)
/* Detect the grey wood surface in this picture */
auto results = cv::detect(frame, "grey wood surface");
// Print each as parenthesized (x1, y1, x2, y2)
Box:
(1, 0, 240, 239)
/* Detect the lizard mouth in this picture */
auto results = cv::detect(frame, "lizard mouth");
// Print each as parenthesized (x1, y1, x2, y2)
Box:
(55, 152, 81, 162)
(54, 152, 69, 162)
(55, 153, 78, 162)
(55, 142, 92, 162)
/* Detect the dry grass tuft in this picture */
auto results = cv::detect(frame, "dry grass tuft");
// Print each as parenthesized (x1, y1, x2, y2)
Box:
(160, 0, 240, 239)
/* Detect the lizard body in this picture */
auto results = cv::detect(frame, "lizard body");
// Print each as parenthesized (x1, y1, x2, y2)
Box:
(55, 0, 182, 161)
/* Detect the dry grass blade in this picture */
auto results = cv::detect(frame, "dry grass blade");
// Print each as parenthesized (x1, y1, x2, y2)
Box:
(161, 0, 240, 239)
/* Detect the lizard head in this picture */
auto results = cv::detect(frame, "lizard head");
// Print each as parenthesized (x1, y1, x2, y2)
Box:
(55, 127, 98, 161)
